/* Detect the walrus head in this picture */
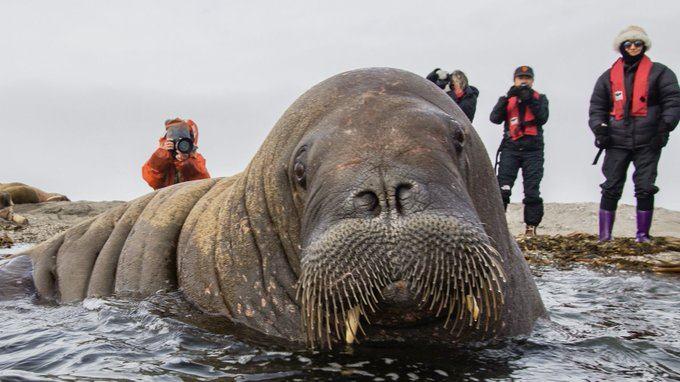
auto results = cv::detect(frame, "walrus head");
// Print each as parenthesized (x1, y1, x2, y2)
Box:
(285, 73, 507, 347)
(177, 68, 544, 349)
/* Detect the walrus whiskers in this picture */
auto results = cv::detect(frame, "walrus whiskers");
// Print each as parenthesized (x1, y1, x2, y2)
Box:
(297, 215, 507, 347)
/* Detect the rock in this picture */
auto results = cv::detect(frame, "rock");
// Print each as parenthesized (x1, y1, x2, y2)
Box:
(518, 233, 680, 272)
(609, 251, 680, 273)
(0, 232, 13, 248)
(2, 200, 124, 244)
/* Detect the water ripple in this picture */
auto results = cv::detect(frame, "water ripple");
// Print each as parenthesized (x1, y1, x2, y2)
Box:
(0, 262, 678, 381)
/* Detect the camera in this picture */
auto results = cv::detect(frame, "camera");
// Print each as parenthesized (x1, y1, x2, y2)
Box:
(165, 124, 195, 155)
(517, 83, 533, 99)
(172, 137, 194, 154)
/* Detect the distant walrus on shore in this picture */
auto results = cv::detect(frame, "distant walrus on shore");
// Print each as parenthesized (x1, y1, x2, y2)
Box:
(0, 191, 28, 225)
(1, 68, 546, 348)
(0, 183, 70, 204)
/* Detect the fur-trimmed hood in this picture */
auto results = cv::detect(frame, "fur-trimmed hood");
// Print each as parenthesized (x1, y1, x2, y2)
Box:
(613, 25, 652, 52)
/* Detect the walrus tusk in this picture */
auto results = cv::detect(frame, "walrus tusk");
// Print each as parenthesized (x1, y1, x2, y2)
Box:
(345, 306, 361, 344)
(466, 295, 480, 321)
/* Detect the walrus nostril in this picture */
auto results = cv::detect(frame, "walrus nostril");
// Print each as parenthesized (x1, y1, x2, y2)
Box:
(353, 190, 380, 215)
(394, 183, 413, 214)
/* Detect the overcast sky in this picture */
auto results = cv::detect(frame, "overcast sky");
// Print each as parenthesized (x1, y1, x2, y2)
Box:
(2, 1, 679, 210)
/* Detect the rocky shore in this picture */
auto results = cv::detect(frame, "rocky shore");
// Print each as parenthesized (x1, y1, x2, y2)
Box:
(1, 200, 679, 273)
(1, 200, 124, 245)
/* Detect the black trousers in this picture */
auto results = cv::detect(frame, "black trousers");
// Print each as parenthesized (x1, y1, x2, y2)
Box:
(497, 149, 544, 226)
(600, 146, 661, 211)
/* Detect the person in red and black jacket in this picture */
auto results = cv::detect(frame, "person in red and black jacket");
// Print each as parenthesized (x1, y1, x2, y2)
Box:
(589, 26, 680, 243)
(142, 118, 211, 190)
(490, 66, 549, 236)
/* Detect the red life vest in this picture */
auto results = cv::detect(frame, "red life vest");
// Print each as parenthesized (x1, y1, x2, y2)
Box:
(506, 91, 540, 141)
(609, 55, 652, 121)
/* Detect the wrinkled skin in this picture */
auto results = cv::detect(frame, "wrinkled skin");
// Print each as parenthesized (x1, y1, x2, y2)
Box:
(2, 68, 545, 348)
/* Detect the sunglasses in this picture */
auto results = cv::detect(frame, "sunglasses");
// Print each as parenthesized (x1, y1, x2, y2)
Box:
(623, 40, 645, 49)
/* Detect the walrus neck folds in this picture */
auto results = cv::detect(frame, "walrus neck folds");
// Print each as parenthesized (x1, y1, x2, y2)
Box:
(178, 164, 305, 342)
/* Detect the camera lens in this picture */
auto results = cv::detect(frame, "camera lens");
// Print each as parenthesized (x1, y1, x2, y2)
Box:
(176, 139, 193, 154)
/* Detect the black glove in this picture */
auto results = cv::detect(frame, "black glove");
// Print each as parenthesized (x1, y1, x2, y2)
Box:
(594, 122, 609, 136)
(426, 68, 450, 90)
(426, 68, 441, 83)
(507, 86, 519, 98)
(594, 123, 611, 149)
(518, 86, 533, 103)
(649, 123, 670, 150)
(595, 135, 611, 149)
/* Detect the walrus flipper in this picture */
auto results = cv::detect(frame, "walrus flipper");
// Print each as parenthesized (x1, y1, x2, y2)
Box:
(24, 178, 220, 303)
(114, 178, 218, 297)
(0, 255, 34, 300)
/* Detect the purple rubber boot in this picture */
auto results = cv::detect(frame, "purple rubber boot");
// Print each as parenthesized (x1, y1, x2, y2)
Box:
(598, 209, 615, 242)
(635, 210, 653, 243)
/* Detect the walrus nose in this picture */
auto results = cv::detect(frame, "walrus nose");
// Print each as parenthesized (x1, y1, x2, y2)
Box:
(352, 182, 415, 216)
(380, 280, 415, 307)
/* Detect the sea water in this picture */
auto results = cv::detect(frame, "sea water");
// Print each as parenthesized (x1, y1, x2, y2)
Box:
(0, 245, 677, 381)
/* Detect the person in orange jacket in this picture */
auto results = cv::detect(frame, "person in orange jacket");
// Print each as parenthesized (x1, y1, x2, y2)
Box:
(142, 118, 210, 190)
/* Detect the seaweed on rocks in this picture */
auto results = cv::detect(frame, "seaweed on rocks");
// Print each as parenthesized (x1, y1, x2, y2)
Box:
(517, 233, 680, 273)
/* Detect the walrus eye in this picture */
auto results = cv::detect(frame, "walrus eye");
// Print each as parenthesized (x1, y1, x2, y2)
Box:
(292, 146, 309, 189)
(294, 162, 306, 187)
(452, 126, 465, 153)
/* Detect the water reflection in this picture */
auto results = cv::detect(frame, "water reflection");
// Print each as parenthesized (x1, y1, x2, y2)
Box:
(0, 243, 33, 256)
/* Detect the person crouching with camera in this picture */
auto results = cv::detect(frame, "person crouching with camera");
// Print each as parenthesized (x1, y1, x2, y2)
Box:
(142, 118, 210, 190)
(490, 66, 549, 236)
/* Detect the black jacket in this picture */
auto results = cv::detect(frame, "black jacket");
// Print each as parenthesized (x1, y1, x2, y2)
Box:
(490, 91, 549, 151)
(589, 60, 680, 149)
(447, 86, 479, 122)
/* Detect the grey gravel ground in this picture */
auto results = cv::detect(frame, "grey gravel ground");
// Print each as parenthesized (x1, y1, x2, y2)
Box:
(506, 202, 680, 238)
(1, 201, 124, 244)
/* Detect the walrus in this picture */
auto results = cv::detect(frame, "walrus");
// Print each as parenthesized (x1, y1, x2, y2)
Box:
(0, 191, 28, 225)
(0, 182, 70, 204)
(2, 68, 546, 348)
